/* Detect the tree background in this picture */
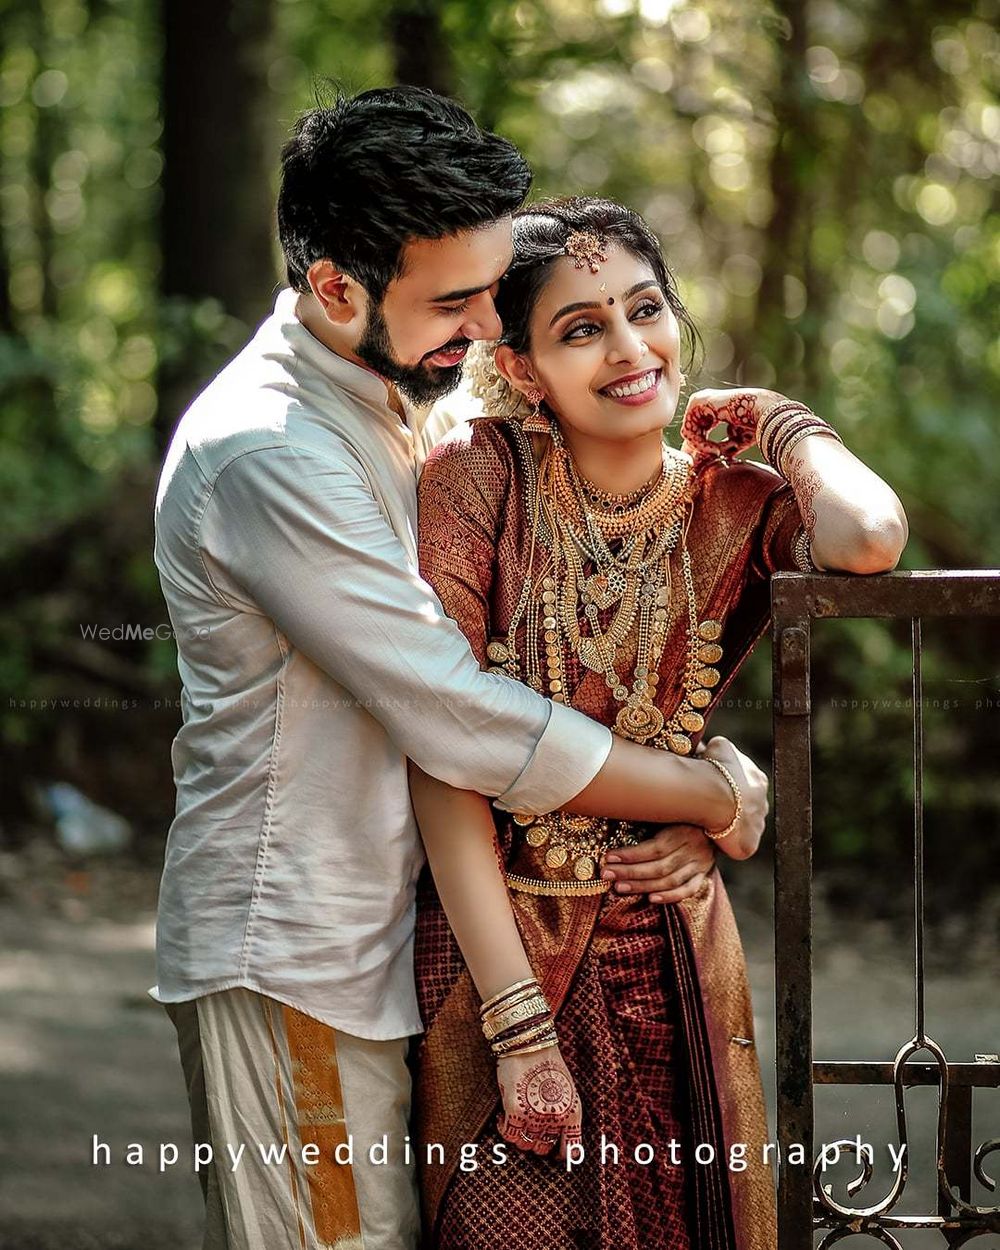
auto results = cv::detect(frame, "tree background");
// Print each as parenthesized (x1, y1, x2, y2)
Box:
(1, 0, 998, 919)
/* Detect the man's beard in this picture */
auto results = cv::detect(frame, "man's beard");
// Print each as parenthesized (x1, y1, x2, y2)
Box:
(355, 299, 467, 406)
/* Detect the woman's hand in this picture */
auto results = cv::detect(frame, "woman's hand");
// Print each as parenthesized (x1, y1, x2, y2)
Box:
(698, 735, 769, 859)
(600, 823, 716, 903)
(496, 1046, 582, 1160)
(680, 387, 785, 464)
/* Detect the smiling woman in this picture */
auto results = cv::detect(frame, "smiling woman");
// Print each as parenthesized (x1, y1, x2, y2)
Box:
(408, 196, 908, 1250)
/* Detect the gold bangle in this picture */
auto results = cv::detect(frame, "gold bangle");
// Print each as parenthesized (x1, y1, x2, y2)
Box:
(480, 978, 540, 1016)
(481, 985, 544, 1022)
(490, 1019, 557, 1056)
(482, 996, 551, 1040)
(703, 758, 743, 841)
(494, 1034, 560, 1060)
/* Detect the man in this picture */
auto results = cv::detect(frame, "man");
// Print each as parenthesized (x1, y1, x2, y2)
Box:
(152, 86, 758, 1249)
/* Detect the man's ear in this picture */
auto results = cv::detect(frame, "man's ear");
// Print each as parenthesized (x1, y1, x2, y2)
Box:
(306, 259, 365, 327)
(494, 345, 538, 397)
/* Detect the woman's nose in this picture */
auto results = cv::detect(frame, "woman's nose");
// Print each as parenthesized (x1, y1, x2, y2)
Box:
(606, 320, 647, 366)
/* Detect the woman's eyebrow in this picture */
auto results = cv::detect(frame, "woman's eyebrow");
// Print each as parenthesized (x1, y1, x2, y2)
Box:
(548, 300, 601, 328)
(547, 281, 661, 328)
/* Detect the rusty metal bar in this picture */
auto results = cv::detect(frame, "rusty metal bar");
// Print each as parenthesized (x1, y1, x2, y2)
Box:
(913, 618, 926, 1046)
(772, 602, 814, 1245)
(770, 570, 1000, 1249)
(813, 1062, 1000, 1088)
(771, 570, 1000, 619)
(940, 1084, 974, 1217)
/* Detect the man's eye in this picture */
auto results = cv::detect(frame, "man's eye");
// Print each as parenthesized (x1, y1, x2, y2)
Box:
(438, 301, 470, 316)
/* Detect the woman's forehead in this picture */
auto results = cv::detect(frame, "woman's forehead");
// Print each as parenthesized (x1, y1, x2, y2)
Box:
(532, 244, 660, 318)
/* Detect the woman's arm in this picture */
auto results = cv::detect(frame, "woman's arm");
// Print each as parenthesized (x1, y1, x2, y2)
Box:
(409, 763, 533, 1000)
(781, 431, 908, 574)
(680, 387, 908, 575)
(409, 762, 583, 1158)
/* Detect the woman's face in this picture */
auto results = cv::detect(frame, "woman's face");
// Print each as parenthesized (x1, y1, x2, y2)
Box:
(508, 242, 684, 444)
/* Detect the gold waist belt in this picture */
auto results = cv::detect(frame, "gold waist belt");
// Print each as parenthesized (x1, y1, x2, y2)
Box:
(505, 811, 640, 897)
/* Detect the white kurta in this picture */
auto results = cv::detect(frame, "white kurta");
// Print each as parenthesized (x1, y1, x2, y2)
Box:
(150, 289, 612, 1039)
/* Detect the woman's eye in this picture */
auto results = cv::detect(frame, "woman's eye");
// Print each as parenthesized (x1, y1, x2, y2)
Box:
(563, 320, 600, 341)
(633, 300, 664, 320)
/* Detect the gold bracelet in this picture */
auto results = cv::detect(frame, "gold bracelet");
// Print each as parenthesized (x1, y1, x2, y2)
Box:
(490, 1019, 558, 1056)
(481, 985, 544, 1022)
(479, 978, 539, 1016)
(482, 996, 551, 1040)
(494, 1033, 560, 1060)
(703, 758, 743, 840)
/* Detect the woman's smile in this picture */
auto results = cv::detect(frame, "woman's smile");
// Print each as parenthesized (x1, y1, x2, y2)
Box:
(598, 367, 662, 406)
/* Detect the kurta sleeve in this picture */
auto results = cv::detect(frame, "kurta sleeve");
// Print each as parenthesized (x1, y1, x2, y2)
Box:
(417, 421, 512, 668)
(197, 436, 611, 811)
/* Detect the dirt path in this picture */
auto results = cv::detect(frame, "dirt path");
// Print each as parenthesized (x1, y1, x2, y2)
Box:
(1, 860, 996, 1249)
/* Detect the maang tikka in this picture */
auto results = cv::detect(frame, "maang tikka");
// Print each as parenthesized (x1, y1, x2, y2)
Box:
(564, 230, 608, 274)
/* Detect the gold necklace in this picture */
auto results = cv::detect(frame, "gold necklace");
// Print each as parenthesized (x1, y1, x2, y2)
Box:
(489, 429, 726, 883)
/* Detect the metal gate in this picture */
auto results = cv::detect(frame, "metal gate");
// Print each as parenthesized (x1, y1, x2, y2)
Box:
(770, 569, 1000, 1247)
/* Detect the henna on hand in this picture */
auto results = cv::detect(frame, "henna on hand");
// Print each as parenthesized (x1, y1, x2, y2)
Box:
(680, 389, 778, 465)
(496, 1056, 582, 1157)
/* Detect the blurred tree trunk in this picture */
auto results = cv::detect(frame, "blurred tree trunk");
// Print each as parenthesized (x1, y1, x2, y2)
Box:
(755, 0, 820, 396)
(387, 0, 454, 96)
(156, 0, 276, 451)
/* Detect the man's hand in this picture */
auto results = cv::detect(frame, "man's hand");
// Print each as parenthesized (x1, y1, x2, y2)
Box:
(601, 823, 716, 903)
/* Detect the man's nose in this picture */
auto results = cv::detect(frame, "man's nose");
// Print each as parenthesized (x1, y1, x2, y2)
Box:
(461, 292, 503, 342)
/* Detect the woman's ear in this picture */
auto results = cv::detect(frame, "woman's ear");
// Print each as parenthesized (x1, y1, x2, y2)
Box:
(307, 259, 364, 327)
(494, 345, 538, 397)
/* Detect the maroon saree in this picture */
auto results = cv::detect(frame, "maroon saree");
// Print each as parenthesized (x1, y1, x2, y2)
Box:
(414, 417, 801, 1250)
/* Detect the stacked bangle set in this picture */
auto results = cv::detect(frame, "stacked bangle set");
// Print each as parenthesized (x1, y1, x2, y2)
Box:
(480, 978, 558, 1058)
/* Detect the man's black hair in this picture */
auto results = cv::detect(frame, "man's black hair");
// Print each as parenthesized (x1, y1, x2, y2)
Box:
(277, 85, 532, 300)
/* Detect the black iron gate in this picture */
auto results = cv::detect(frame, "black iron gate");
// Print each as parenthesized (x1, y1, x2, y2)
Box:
(770, 570, 1000, 1247)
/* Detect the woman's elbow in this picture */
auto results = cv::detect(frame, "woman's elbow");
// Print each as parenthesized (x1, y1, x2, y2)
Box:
(827, 509, 908, 575)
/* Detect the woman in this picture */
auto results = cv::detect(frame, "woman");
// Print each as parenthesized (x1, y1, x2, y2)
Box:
(409, 197, 907, 1250)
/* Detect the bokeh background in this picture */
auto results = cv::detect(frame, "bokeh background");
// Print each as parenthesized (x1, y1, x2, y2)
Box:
(0, 1, 997, 1246)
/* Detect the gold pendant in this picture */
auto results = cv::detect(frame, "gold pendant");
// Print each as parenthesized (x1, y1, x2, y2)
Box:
(697, 643, 723, 664)
(679, 710, 705, 733)
(577, 637, 605, 673)
(581, 570, 625, 610)
(511, 811, 536, 826)
(666, 732, 693, 755)
(486, 640, 511, 664)
(574, 855, 596, 881)
(614, 701, 665, 741)
(698, 620, 722, 641)
(690, 688, 712, 708)
(526, 825, 550, 847)
(695, 666, 721, 688)
(545, 845, 568, 869)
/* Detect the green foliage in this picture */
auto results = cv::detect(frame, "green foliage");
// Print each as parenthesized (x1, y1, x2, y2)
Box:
(1, 0, 997, 864)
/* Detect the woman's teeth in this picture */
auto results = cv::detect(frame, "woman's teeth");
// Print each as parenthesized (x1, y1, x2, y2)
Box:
(604, 370, 659, 398)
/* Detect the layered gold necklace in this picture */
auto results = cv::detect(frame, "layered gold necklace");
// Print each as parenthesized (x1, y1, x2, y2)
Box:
(488, 426, 726, 886)
(488, 428, 723, 752)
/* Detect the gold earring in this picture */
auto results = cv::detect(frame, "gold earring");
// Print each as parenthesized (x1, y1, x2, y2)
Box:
(522, 387, 551, 436)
